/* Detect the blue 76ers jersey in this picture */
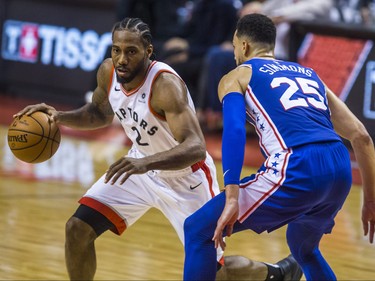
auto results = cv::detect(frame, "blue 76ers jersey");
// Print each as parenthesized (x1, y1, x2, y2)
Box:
(243, 58, 341, 156)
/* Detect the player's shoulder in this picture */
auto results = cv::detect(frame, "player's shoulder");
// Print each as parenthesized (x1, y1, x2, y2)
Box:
(151, 61, 178, 78)
(235, 64, 252, 77)
(220, 66, 252, 89)
(150, 63, 187, 109)
(99, 58, 114, 74)
(96, 58, 114, 90)
(154, 70, 178, 83)
(153, 64, 183, 89)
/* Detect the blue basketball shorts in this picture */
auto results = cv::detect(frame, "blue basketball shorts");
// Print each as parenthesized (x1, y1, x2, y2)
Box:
(236, 141, 352, 234)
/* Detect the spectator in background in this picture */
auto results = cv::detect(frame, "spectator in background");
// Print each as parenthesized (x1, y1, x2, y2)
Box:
(197, 0, 334, 131)
(330, 0, 375, 24)
(160, 0, 240, 107)
(116, 0, 189, 56)
(241, 0, 333, 60)
(358, 0, 375, 25)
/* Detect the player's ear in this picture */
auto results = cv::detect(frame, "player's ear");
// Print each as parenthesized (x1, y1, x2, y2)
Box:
(146, 44, 154, 59)
(242, 40, 251, 57)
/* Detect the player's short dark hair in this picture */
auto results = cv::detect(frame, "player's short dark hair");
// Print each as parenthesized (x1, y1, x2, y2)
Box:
(236, 13, 276, 46)
(112, 17, 152, 48)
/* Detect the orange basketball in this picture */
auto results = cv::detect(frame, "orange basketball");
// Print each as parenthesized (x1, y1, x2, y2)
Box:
(7, 111, 61, 163)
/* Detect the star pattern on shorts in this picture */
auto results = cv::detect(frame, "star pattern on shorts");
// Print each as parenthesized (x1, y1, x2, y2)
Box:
(270, 153, 282, 176)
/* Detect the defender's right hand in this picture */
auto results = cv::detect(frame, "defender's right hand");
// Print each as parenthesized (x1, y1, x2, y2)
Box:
(362, 200, 375, 243)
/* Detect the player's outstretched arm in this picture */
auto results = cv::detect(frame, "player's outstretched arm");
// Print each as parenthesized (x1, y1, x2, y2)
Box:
(54, 59, 114, 129)
(327, 88, 375, 243)
(213, 67, 251, 249)
(14, 59, 114, 130)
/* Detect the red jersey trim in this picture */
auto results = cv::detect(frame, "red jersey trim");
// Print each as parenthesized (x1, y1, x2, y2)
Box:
(148, 68, 188, 121)
(191, 159, 215, 198)
(238, 148, 291, 222)
(121, 60, 157, 97)
(148, 69, 175, 121)
(79, 196, 127, 235)
(246, 87, 287, 153)
(107, 66, 115, 96)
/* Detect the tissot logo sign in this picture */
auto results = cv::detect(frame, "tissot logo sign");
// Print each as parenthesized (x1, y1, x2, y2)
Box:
(2, 20, 111, 71)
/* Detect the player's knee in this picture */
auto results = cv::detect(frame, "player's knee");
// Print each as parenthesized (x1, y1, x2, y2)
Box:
(184, 215, 202, 241)
(184, 214, 196, 239)
(286, 224, 322, 264)
(70, 204, 114, 237)
(184, 213, 211, 245)
(65, 216, 97, 245)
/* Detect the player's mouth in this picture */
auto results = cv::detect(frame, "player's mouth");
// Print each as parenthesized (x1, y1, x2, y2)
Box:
(116, 67, 130, 76)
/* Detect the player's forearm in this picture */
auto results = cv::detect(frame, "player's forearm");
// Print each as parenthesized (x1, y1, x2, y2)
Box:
(351, 132, 375, 201)
(221, 93, 246, 186)
(144, 141, 206, 171)
(225, 184, 240, 201)
(56, 103, 112, 130)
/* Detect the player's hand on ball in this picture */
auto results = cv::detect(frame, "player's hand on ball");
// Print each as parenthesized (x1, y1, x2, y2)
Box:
(14, 103, 59, 123)
(105, 157, 148, 185)
(8, 111, 61, 163)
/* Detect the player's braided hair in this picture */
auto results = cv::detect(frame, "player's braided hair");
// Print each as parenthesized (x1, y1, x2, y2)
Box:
(112, 17, 153, 48)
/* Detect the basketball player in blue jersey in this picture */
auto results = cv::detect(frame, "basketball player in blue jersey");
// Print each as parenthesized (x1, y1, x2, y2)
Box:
(183, 13, 375, 281)
(14, 18, 302, 280)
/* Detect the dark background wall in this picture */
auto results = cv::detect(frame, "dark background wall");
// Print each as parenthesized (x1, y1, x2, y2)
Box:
(290, 20, 375, 141)
(0, 0, 117, 106)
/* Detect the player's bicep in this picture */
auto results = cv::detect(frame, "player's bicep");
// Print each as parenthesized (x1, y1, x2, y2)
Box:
(326, 87, 363, 140)
(163, 94, 202, 145)
(152, 73, 204, 144)
(167, 104, 203, 145)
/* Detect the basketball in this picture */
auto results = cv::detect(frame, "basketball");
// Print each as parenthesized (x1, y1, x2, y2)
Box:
(7, 111, 61, 163)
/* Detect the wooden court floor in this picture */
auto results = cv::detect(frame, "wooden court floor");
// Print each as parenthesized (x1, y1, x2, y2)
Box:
(1, 150, 375, 280)
(0, 122, 375, 280)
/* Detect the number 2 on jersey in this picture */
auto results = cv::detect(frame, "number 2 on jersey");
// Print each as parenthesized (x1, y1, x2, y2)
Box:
(271, 77, 327, 111)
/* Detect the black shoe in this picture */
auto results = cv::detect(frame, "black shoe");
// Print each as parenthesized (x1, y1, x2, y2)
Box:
(276, 254, 303, 281)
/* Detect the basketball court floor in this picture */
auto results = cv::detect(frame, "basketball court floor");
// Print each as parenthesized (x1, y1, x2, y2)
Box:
(0, 95, 374, 280)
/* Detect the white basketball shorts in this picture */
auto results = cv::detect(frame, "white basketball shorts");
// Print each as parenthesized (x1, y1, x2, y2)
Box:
(79, 147, 221, 245)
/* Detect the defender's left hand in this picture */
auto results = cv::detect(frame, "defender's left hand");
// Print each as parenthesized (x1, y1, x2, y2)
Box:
(212, 199, 239, 250)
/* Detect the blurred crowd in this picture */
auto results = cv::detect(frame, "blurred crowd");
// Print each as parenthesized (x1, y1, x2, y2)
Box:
(112, 0, 375, 132)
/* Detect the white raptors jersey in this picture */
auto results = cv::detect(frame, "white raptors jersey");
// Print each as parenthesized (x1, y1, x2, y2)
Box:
(108, 61, 197, 157)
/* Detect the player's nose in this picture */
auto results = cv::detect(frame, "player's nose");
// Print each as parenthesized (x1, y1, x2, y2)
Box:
(118, 53, 128, 65)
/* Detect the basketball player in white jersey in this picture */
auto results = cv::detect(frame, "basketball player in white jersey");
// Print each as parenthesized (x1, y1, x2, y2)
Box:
(14, 17, 302, 280)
